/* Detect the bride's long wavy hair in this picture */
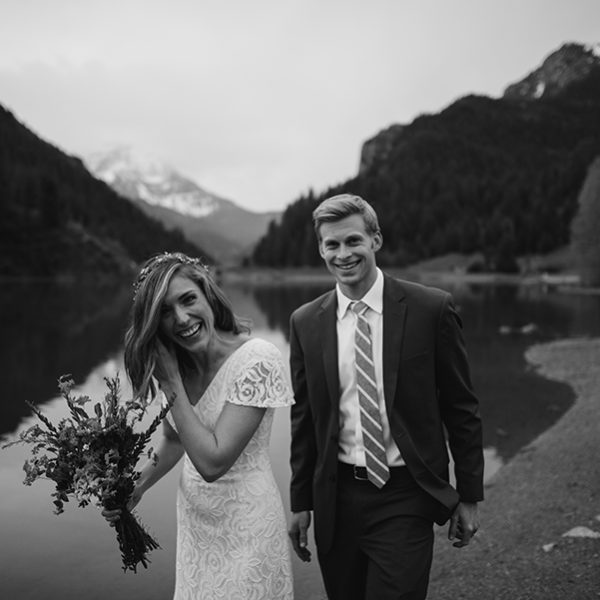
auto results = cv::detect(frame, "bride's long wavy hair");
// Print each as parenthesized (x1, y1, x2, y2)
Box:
(124, 253, 251, 400)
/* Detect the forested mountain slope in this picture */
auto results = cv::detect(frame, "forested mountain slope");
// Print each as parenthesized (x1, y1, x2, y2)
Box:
(253, 43, 600, 272)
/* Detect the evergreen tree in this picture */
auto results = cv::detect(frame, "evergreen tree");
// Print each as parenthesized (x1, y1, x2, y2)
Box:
(570, 156, 600, 286)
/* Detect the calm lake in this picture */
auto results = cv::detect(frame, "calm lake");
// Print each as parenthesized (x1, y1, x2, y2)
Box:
(1, 276, 599, 600)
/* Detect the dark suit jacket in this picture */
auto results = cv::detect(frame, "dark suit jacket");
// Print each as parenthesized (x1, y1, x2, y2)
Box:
(289, 274, 484, 553)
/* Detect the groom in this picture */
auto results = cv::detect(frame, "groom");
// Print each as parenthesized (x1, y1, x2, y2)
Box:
(288, 194, 484, 599)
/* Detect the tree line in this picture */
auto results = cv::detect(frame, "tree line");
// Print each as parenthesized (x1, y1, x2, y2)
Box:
(253, 72, 600, 274)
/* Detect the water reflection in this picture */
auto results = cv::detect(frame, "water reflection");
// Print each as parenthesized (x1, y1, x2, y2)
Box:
(0, 280, 132, 439)
(252, 283, 332, 339)
(3, 278, 599, 466)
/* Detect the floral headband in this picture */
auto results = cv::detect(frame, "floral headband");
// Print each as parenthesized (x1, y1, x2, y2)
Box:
(133, 252, 209, 297)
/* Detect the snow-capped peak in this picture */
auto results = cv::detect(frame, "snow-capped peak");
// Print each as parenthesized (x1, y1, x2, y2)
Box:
(86, 146, 172, 182)
(85, 146, 221, 219)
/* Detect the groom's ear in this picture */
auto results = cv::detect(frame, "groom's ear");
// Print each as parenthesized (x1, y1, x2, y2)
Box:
(372, 231, 383, 252)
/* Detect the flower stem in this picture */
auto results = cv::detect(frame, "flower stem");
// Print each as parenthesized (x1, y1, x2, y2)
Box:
(113, 509, 160, 573)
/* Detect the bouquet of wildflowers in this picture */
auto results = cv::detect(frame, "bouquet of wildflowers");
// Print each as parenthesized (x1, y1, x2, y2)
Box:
(3, 374, 173, 572)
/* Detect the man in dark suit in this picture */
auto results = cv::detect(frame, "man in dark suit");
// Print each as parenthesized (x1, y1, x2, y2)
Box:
(288, 194, 484, 599)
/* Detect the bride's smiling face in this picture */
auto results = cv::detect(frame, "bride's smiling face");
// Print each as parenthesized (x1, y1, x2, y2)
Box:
(158, 273, 215, 351)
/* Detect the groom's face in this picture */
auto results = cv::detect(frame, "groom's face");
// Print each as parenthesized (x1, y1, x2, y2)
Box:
(318, 214, 382, 299)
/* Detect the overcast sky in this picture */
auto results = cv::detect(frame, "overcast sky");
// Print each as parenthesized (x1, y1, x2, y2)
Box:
(1, 0, 598, 212)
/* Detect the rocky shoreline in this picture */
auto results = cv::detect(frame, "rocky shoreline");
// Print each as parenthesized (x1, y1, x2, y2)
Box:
(428, 337, 600, 599)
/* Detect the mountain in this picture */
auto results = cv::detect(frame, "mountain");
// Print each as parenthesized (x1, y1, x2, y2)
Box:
(86, 147, 280, 266)
(0, 105, 205, 279)
(252, 42, 600, 272)
(504, 42, 600, 100)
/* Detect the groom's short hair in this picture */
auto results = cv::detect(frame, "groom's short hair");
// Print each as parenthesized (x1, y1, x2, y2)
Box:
(312, 194, 380, 239)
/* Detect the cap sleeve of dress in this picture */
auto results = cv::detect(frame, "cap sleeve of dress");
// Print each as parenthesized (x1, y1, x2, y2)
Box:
(225, 339, 295, 408)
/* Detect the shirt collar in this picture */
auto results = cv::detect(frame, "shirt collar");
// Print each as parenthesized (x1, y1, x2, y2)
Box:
(336, 268, 384, 320)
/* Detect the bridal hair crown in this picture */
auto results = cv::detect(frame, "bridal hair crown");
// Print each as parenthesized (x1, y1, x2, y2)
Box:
(133, 252, 209, 297)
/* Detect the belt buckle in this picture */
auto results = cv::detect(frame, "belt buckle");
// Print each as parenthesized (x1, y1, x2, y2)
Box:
(353, 465, 369, 481)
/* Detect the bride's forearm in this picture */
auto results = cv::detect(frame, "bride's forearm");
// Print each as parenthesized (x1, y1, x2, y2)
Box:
(166, 383, 222, 480)
(165, 382, 265, 482)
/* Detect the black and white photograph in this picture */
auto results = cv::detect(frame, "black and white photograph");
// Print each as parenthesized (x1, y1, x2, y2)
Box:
(1, 1, 599, 598)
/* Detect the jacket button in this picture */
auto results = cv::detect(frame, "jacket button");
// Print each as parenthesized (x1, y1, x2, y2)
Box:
(329, 475, 336, 483)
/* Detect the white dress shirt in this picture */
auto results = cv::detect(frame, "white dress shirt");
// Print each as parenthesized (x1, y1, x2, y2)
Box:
(336, 268, 404, 467)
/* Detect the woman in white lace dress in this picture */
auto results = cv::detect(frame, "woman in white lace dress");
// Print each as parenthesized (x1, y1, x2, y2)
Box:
(104, 252, 294, 600)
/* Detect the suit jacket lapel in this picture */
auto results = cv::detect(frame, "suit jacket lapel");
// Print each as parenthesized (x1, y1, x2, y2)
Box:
(382, 276, 406, 417)
(318, 290, 339, 408)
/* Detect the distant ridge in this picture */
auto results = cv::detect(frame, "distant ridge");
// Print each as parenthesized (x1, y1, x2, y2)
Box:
(86, 147, 280, 266)
(253, 42, 600, 272)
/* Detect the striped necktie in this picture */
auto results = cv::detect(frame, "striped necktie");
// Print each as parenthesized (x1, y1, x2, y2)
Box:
(352, 301, 390, 488)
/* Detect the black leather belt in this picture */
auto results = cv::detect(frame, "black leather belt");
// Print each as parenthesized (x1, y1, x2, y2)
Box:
(338, 461, 411, 481)
(352, 465, 369, 480)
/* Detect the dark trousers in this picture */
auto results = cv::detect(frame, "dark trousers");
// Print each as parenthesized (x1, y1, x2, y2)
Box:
(318, 463, 436, 600)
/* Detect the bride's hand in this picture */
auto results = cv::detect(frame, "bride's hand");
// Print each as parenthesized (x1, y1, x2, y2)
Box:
(153, 338, 181, 388)
(101, 487, 144, 526)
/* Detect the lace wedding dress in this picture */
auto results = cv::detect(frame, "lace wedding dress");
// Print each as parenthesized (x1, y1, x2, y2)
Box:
(166, 338, 295, 600)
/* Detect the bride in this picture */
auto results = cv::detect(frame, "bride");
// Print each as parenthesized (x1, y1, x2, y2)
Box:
(103, 252, 294, 599)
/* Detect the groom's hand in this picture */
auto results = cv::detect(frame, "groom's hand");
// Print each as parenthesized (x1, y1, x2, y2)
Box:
(289, 511, 312, 562)
(448, 501, 479, 548)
